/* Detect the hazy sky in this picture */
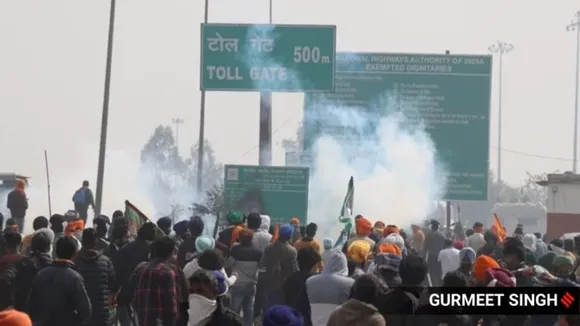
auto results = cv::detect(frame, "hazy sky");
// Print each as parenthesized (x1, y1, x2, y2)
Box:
(1, 0, 579, 217)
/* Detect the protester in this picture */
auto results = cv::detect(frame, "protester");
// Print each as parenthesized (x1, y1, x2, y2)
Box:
(346, 239, 371, 278)
(49, 213, 66, 246)
(343, 217, 375, 254)
(283, 247, 321, 326)
(104, 216, 129, 259)
(410, 224, 425, 254)
(464, 222, 485, 253)
(227, 228, 262, 326)
(305, 248, 353, 326)
(477, 230, 502, 260)
(132, 237, 178, 326)
(290, 218, 302, 245)
(64, 210, 84, 248)
(74, 228, 116, 326)
(3, 219, 18, 234)
(0, 233, 22, 273)
(27, 236, 91, 326)
(6, 180, 27, 233)
(327, 274, 386, 326)
(262, 305, 304, 326)
(534, 232, 549, 257)
(457, 247, 476, 280)
(294, 223, 321, 254)
(107, 210, 125, 239)
(19, 216, 48, 254)
(217, 211, 245, 253)
(3, 231, 53, 311)
(177, 216, 205, 268)
(171, 220, 189, 249)
(184, 247, 237, 287)
(0, 277, 31, 326)
(93, 215, 111, 252)
(71, 180, 95, 223)
(472, 255, 500, 285)
(438, 238, 460, 281)
(424, 220, 445, 286)
(248, 213, 272, 318)
(369, 221, 385, 243)
(187, 269, 243, 326)
(368, 244, 402, 288)
(157, 216, 172, 236)
(113, 222, 156, 290)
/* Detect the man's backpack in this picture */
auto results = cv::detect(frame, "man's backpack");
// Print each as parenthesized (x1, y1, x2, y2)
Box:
(73, 188, 87, 205)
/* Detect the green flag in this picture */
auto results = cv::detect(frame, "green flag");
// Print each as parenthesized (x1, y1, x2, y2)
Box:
(339, 176, 354, 223)
(125, 200, 149, 238)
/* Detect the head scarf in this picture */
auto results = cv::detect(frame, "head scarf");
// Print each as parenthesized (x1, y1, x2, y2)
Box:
(383, 233, 405, 250)
(383, 225, 399, 237)
(290, 218, 300, 226)
(453, 241, 464, 250)
(263, 305, 304, 326)
(227, 211, 244, 225)
(553, 255, 574, 270)
(347, 239, 371, 264)
(473, 255, 500, 282)
(522, 234, 537, 252)
(195, 235, 216, 253)
(279, 224, 293, 239)
(459, 247, 476, 264)
(377, 243, 402, 256)
(65, 219, 85, 237)
(374, 253, 402, 273)
(354, 217, 372, 236)
(322, 238, 333, 250)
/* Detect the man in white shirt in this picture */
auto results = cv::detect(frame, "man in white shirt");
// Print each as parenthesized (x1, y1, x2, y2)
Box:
(464, 222, 486, 253)
(438, 238, 460, 280)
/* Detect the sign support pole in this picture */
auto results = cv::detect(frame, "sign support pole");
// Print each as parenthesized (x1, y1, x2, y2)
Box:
(197, 0, 210, 194)
(259, 0, 273, 167)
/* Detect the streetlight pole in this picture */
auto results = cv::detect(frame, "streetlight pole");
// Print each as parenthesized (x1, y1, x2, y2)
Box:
(567, 11, 580, 173)
(95, 0, 117, 216)
(172, 118, 184, 154)
(488, 40, 514, 185)
(258, 0, 274, 167)
(197, 0, 210, 194)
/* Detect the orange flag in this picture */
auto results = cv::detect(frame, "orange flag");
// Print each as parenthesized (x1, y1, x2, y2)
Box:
(270, 223, 280, 243)
(491, 213, 506, 243)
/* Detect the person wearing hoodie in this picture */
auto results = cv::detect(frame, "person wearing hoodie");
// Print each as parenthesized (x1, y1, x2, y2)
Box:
(217, 211, 245, 254)
(3, 231, 53, 312)
(227, 229, 262, 326)
(522, 233, 538, 258)
(369, 244, 402, 289)
(6, 180, 28, 233)
(178, 216, 205, 268)
(457, 247, 476, 281)
(19, 216, 48, 254)
(283, 247, 321, 326)
(464, 222, 485, 253)
(305, 248, 354, 326)
(74, 228, 116, 326)
(342, 217, 375, 254)
(294, 223, 321, 254)
(374, 255, 427, 326)
(327, 274, 385, 326)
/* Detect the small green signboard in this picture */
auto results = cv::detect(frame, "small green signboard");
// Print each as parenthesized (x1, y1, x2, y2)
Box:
(304, 53, 492, 201)
(200, 23, 336, 91)
(223, 165, 309, 224)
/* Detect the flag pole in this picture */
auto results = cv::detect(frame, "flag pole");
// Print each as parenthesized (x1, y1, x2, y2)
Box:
(44, 150, 52, 217)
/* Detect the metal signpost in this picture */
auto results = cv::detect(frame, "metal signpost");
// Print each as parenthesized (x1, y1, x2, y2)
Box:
(200, 23, 336, 91)
(223, 165, 309, 224)
(303, 53, 492, 201)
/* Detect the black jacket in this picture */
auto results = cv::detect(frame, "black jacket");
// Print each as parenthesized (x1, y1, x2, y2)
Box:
(112, 238, 150, 292)
(6, 190, 27, 218)
(74, 248, 116, 326)
(27, 260, 92, 326)
(206, 299, 243, 326)
(1, 251, 52, 311)
(283, 270, 313, 326)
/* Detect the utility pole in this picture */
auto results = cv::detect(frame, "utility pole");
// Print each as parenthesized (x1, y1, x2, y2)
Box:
(197, 0, 210, 194)
(258, 0, 274, 167)
(567, 11, 580, 173)
(488, 41, 514, 185)
(172, 118, 184, 154)
(95, 0, 117, 216)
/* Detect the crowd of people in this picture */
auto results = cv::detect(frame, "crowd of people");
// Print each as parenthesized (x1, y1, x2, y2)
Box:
(0, 203, 579, 325)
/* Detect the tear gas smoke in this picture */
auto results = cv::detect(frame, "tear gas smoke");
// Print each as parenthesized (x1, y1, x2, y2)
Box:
(240, 25, 448, 238)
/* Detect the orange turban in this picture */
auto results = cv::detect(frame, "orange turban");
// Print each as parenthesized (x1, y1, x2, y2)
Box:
(473, 255, 499, 282)
(383, 225, 399, 237)
(65, 219, 85, 236)
(355, 217, 373, 236)
(377, 243, 402, 256)
(290, 217, 300, 226)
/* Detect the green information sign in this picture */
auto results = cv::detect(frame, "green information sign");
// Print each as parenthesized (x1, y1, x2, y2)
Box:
(200, 23, 336, 92)
(223, 165, 309, 224)
(304, 53, 492, 201)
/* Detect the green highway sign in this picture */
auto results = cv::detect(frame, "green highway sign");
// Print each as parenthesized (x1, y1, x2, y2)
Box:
(223, 165, 309, 224)
(304, 53, 492, 201)
(200, 23, 336, 92)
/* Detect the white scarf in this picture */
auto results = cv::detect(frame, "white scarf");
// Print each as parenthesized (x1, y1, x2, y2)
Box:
(188, 294, 217, 326)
